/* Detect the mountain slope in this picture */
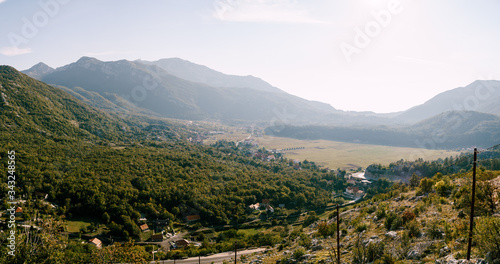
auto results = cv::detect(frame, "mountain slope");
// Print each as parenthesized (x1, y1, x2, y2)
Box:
(266, 110, 500, 149)
(396, 80, 500, 123)
(0, 65, 130, 141)
(137, 57, 285, 94)
(35, 57, 349, 123)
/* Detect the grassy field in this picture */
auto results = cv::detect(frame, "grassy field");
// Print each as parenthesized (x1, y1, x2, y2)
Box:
(205, 131, 462, 170)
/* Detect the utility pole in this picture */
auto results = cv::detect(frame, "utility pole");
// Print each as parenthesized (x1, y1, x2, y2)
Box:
(234, 241, 237, 264)
(336, 204, 340, 264)
(467, 148, 477, 260)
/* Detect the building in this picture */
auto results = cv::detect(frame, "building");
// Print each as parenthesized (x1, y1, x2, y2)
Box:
(249, 203, 260, 210)
(139, 224, 150, 232)
(15, 207, 23, 216)
(186, 215, 200, 222)
(89, 238, 102, 249)
(151, 234, 164, 242)
(176, 239, 190, 248)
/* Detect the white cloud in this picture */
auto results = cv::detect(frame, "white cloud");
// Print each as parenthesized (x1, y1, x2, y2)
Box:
(213, 0, 327, 24)
(0, 46, 33, 56)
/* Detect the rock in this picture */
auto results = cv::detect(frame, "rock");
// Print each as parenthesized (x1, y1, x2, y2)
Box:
(385, 231, 398, 239)
(439, 246, 451, 257)
(373, 215, 378, 222)
(311, 244, 323, 251)
(407, 250, 421, 260)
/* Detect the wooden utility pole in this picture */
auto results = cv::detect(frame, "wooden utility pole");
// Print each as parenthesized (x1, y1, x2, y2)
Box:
(467, 148, 478, 260)
(234, 241, 237, 264)
(337, 204, 340, 264)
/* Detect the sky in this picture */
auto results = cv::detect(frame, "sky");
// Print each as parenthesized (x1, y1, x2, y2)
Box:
(1, 0, 500, 113)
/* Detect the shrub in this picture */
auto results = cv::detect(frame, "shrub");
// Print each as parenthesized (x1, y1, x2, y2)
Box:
(293, 248, 306, 259)
(385, 212, 403, 231)
(401, 210, 415, 224)
(405, 220, 420, 238)
(427, 220, 443, 239)
(475, 216, 500, 260)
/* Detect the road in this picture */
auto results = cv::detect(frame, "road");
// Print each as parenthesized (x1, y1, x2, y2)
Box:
(149, 248, 267, 264)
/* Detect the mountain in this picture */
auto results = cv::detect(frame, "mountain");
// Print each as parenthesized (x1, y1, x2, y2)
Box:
(22, 62, 55, 79)
(137, 57, 285, 94)
(265, 110, 500, 149)
(32, 57, 355, 124)
(0, 65, 130, 141)
(410, 110, 500, 149)
(396, 80, 500, 123)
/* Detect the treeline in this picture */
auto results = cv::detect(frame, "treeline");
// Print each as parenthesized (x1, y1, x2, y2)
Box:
(264, 122, 500, 149)
(366, 150, 500, 178)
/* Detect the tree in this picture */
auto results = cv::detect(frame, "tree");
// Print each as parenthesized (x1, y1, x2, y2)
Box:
(409, 173, 421, 188)
(420, 178, 434, 193)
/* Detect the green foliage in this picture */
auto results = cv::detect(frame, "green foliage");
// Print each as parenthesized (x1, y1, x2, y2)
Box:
(426, 219, 443, 240)
(293, 248, 306, 259)
(434, 177, 453, 197)
(475, 216, 500, 260)
(405, 220, 420, 238)
(409, 173, 421, 188)
(317, 221, 336, 238)
(384, 212, 403, 231)
(303, 211, 320, 227)
(420, 177, 434, 193)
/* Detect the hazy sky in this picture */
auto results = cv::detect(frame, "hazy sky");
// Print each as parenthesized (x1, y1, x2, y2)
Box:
(1, 0, 499, 113)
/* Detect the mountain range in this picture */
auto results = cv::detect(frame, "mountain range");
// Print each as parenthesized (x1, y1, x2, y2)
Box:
(18, 57, 500, 149)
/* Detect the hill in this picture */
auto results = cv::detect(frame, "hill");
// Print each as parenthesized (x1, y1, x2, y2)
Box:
(265, 110, 500, 149)
(0, 65, 131, 142)
(396, 80, 500, 123)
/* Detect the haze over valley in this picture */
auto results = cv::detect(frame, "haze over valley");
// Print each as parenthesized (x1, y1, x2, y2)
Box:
(1, 1, 500, 263)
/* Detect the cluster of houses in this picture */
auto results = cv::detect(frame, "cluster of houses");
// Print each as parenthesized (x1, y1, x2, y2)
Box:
(249, 199, 287, 213)
(341, 173, 371, 201)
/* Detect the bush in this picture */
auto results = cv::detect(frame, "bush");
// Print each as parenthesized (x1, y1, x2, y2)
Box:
(385, 212, 403, 231)
(475, 216, 500, 260)
(401, 210, 415, 224)
(405, 220, 420, 238)
(427, 220, 443, 239)
(293, 248, 306, 259)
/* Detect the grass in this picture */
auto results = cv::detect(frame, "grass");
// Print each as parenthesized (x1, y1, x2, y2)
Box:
(66, 218, 92, 233)
(205, 131, 462, 170)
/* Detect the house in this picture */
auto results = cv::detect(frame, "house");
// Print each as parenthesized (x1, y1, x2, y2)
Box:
(176, 239, 190, 248)
(89, 238, 102, 249)
(266, 205, 274, 213)
(262, 199, 270, 205)
(15, 207, 23, 216)
(345, 187, 364, 199)
(151, 234, 164, 242)
(186, 215, 200, 222)
(249, 203, 260, 210)
(139, 224, 149, 232)
(267, 155, 276, 161)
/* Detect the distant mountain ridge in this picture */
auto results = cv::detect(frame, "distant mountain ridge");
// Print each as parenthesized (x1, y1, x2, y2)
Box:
(21, 57, 500, 131)
(137, 58, 285, 94)
(24, 57, 350, 124)
(395, 80, 500, 123)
